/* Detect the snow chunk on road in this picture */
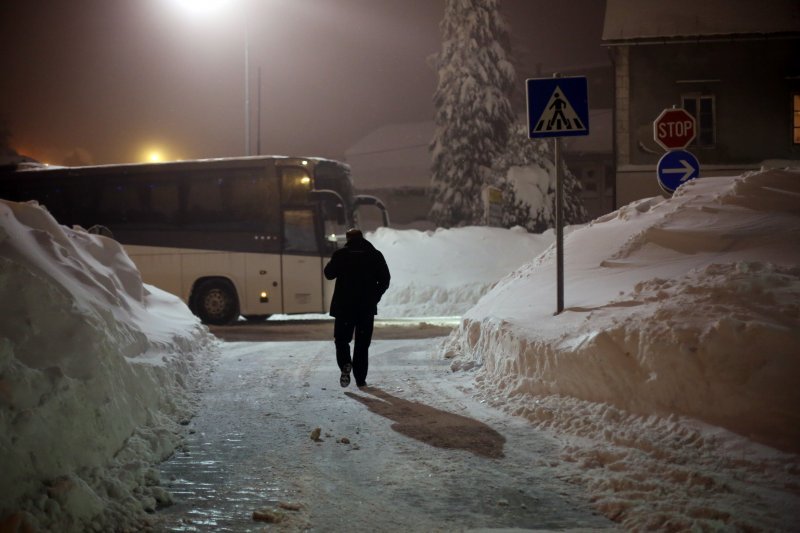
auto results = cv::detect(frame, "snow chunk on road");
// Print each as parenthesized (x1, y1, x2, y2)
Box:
(0, 199, 217, 531)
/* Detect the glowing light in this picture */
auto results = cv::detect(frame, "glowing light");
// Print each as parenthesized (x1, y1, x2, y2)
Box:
(171, 0, 231, 15)
(300, 177, 311, 185)
(139, 143, 181, 163)
(301, 160, 308, 166)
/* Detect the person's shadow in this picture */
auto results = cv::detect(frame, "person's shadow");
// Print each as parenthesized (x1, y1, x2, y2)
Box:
(344, 387, 505, 459)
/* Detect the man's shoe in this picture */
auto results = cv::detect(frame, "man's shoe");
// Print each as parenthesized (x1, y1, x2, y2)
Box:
(340, 364, 352, 387)
(356, 381, 367, 388)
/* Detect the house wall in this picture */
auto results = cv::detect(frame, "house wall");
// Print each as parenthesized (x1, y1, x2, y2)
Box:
(612, 37, 800, 205)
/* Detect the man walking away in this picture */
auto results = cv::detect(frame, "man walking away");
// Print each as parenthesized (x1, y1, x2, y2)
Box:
(324, 228, 390, 388)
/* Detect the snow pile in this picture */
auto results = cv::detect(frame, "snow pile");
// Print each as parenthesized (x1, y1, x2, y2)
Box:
(370, 225, 555, 317)
(0, 199, 217, 531)
(442, 168, 800, 529)
(446, 168, 800, 449)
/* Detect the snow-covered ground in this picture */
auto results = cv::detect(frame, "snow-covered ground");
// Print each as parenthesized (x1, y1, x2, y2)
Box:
(1, 167, 798, 530)
(373, 224, 558, 317)
(0, 200, 217, 531)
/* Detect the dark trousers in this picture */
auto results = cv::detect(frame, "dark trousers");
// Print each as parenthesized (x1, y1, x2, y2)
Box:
(334, 313, 375, 385)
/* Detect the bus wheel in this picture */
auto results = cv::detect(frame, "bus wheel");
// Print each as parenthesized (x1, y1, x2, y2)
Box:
(243, 314, 270, 322)
(194, 279, 239, 325)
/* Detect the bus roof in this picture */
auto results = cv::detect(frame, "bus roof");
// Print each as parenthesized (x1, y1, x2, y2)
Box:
(5, 155, 350, 176)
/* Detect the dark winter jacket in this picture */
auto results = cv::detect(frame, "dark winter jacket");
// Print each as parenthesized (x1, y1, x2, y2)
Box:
(324, 236, 390, 317)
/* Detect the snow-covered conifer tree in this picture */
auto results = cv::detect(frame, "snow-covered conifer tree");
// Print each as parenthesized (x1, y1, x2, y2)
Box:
(492, 124, 588, 233)
(429, 0, 515, 227)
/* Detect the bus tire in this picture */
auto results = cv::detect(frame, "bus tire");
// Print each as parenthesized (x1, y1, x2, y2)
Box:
(193, 279, 239, 325)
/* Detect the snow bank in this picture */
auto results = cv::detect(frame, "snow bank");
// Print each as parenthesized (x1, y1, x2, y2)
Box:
(445, 169, 800, 452)
(0, 199, 217, 531)
(370, 225, 555, 317)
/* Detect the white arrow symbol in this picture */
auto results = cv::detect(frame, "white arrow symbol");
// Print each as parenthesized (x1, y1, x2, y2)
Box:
(663, 159, 696, 182)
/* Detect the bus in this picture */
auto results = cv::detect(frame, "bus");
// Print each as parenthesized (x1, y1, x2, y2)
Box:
(0, 156, 389, 324)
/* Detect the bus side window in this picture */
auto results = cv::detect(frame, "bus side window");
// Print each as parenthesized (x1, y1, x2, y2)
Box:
(281, 167, 312, 205)
(70, 179, 99, 229)
(283, 209, 318, 253)
(18, 183, 69, 222)
(145, 180, 180, 226)
(184, 172, 279, 234)
(98, 180, 141, 226)
(185, 177, 225, 229)
(230, 175, 265, 231)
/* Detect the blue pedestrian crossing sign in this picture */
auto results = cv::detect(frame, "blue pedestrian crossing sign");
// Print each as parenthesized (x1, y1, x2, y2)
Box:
(527, 77, 589, 139)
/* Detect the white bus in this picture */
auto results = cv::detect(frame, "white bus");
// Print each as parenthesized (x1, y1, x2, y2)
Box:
(0, 156, 389, 324)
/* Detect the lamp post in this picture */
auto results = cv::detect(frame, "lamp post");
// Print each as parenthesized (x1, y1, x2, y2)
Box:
(244, 18, 251, 156)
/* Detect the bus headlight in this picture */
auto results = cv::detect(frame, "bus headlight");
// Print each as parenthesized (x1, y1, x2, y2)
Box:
(260, 291, 269, 303)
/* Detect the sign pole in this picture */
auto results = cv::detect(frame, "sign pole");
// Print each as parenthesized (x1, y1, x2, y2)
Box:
(555, 136, 564, 314)
(526, 73, 589, 316)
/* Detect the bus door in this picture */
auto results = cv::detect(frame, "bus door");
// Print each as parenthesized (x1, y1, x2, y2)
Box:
(243, 239, 283, 317)
(281, 208, 324, 314)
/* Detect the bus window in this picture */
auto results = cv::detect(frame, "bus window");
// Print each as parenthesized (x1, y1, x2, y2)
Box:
(281, 167, 312, 205)
(69, 178, 99, 229)
(283, 209, 318, 253)
(185, 177, 224, 229)
(145, 181, 180, 225)
(16, 182, 70, 222)
(98, 180, 141, 226)
(228, 175, 269, 231)
(185, 172, 278, 233)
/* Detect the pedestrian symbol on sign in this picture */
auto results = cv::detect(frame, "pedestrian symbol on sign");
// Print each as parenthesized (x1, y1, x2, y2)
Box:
(532, 85, 587, 134)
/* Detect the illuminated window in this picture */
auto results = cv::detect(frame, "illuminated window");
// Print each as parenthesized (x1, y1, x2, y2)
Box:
(682, 94, 716, 147)
(794, 94, 800, 144)
(281, 167, 312, 205)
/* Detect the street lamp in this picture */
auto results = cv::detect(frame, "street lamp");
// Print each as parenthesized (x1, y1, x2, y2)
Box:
(169, 0, 253, 156)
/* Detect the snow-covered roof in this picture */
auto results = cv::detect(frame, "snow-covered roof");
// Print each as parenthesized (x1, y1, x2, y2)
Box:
(345, 121, 434, 158)
(344, 121, 434, 188)
(602, 0, 800, 43)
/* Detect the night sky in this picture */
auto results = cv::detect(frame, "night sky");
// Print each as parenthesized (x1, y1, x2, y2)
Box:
(0, 0, 607, 166)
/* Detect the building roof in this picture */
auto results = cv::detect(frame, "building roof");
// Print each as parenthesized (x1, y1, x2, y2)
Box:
(345, 121, 433, 159)
(344, 121, 434, 188)
(602, 0, 800, 44)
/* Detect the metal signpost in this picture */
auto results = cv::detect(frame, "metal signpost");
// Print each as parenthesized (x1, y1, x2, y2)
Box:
(653, 107, 700, 193)
(527, 75, 589, 315)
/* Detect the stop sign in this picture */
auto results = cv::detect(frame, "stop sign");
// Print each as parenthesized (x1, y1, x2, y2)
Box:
(653, 108, 696, 150)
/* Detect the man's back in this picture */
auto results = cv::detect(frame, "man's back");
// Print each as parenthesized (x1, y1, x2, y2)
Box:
(324, 235, 390, 317)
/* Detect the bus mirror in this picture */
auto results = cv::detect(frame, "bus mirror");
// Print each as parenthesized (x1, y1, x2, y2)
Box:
(309, 189, 347, 225)
(88, 224, 114, 238)
(353, 195, 390, 227)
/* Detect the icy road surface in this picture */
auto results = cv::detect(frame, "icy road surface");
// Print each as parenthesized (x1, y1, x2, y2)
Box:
(154, 323, 614, 531)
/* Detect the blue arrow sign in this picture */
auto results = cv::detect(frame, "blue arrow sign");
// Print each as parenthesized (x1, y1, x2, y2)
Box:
(657, 149, 700, 193)
(527, 77, 589, 139)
